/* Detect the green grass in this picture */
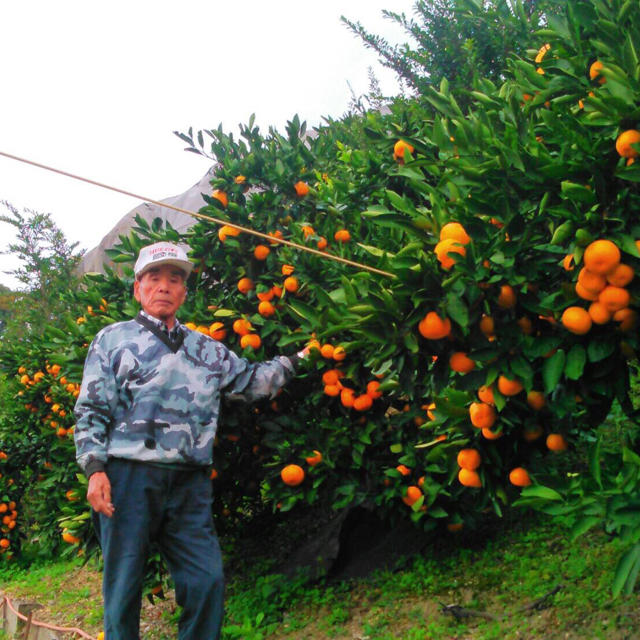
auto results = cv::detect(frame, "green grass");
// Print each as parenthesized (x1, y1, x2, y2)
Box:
(0, 512, 638, 639)
(221, 512, 640, 639)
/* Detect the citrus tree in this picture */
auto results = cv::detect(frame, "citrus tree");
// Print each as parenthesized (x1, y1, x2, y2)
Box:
(1, 0, 640, 596)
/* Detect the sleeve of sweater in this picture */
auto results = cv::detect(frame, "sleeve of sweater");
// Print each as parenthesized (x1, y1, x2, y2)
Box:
(73, 332, 119, 477)
(219, 345, 297, 403)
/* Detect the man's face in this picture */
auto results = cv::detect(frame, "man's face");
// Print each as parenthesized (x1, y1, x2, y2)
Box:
(133, 264, 187, 326)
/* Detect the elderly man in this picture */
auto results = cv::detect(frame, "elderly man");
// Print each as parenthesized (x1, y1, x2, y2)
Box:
(74, 241, 306, 640)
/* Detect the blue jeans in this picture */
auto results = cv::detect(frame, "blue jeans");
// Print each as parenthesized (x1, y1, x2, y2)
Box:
(93, 458, 224, 640)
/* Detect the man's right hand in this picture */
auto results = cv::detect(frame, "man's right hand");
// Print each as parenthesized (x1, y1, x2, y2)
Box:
(87, 471, 115, 517)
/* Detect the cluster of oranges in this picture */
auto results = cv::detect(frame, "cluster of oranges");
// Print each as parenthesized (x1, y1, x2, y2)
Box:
(321, 368, 382, 412)
(562, 239, 636, 335)
(0, 500, 18, 552)
(413, 216, 579, 492)
(434, 222, 471, 271)
(393, 465, 426, 509)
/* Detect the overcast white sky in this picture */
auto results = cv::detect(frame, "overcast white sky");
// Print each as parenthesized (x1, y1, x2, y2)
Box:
(0, 0, 416, 289)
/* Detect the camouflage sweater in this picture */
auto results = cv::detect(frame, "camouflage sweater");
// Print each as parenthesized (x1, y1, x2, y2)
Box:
(74, 311, 296, 476)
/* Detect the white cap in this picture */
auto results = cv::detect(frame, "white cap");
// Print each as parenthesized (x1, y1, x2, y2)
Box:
(134, 242, 193, 278)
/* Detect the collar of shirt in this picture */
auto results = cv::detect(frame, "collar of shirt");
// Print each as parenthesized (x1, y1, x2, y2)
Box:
(139, 310, 183, 341)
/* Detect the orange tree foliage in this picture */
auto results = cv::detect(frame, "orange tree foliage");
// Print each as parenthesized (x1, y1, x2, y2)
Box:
(1, 0, 640, 576)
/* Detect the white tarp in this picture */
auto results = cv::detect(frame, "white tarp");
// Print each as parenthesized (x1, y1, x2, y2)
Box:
(80, 166, 216, 274)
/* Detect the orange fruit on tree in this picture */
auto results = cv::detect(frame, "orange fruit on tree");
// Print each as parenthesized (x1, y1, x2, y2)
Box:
(254, 245, 270, 260)
(589, 60, 606, 83)
(440, 222, 471, 245)
(583, 239, 621, 274)
(434, 238, 466, 270)
(449, 352, 475, 373)
(561, 306, 592, 335)
(366, 380, 383, 399)
(334, 229, 351, 243)
(457, 448, 481, 471)
(62, 531, 80, 545)
(447, 522, 464, 533)
(426, 402, 436, 420)
(469, 402, 496, 429)
(418, 311, 451, 339)
(598, 285, 630, 312)
(211, 189, 228, 207)
(317, 236, 328, 250)
(526, 391, 546, 411)
(281, 464, 305, 486)
(517, 316, 533, 335)
(577, 268, 607, 294)
(284, 276, 299, 293)
(393, 139, 415, 159)
(482, 427, 502, 440)
(396, 464, 411, 476)
(613, 308, 638, 332)
(234, 175, 246, 184)
(257, 289, 275, 302)
(606, 263, 634, 287)
(616, 130, 640, 158)
(402, 485, 423, 507)
(271, 284, 284, 298)
(294, 181, 309, 197)
(237, 277, 254, 294)
(523, 424, 544, 442)
(209, 322, 227, 340)
(497, 375, 523, 396)
(0, 539, 10, 549)
(232, 318, 252, 335)
(218, 224, 241, 242)
(332, 346, 347, 361)
(458, 468, 482, 488)
(509, 467, 532, 487)
(258, 301, 276, 318)
(322, 369, 343, 386)
(320, 344, 334, 359)
(240, 333, 261, 349)
(306, 450, 323, 466)
(546, 433, 568, 452)
(479, 314, 495, 337)
(301, 225, 315, 238)
(324, 384, 341, 397)
(562, 254, 575, 271)
(282, 264, 295, 276)
(196, 325, 210, 336)
(268, 230, 284, 245)
(497, 284, 517, 309)
(588, 302, 611, 325)
(353, 394, 373, 411)
(477, 385, 495, 405)
(575, 282, 599, 301)
(340, 388, 355, 408)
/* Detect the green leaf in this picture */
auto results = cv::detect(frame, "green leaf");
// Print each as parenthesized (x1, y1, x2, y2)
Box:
(587, 339, 615, 362)
(612, 543, 640, 597)
(386, 190, 415, 215)
(519, 485, 564, 501)
(570, 516, 602, 541)
(564, 345, 586, 380)
(542, 349, 566, 394)
(445, 294, 469, 328)
(286, 300, 319, 326)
